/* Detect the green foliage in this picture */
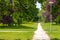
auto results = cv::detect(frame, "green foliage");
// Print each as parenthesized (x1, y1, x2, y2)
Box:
(0, 0, 6, 21)
(51, 2, 60, 15)
(14, 0, 38, 23)
(0, 0, 38, 24)
(56, 15, 60, 24)
(37, 0, 46, 3)
(51, 0, 60, 24)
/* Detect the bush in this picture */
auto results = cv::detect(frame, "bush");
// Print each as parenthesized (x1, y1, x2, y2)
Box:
(56, 15, 60, 24)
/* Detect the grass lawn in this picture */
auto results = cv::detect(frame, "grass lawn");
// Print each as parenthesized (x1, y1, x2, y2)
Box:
(41, 22, 60, 40)
(0, 22, 37, 40)
(0, 22, 37, 31)
(0, 32, 34, 40)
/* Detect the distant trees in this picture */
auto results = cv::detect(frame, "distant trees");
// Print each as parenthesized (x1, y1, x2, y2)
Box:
(38, 0, 60, 24)
(53, 0, 60, 24)
(0, 0, 38, 25)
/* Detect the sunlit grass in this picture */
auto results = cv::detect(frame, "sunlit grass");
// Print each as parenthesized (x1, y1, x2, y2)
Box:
(0, 22, 37, 40)
(0, 32, 34, 40)
(41, 22, 60, 40)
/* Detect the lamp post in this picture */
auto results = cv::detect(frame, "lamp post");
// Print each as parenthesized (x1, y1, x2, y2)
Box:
(49, 2, 53, 32)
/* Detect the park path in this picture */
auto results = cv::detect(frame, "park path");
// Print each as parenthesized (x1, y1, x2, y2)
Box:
(32, 23, 50, 40)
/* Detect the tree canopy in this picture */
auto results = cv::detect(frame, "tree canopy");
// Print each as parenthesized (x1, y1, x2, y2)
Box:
(0, 0, 38, 24)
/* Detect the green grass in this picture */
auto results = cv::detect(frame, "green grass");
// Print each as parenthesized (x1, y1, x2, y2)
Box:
(0, 22, 37, 31)
(0, 32, 34, 40)
(0, 22, 37, 40)
(41, 22, 60, 40)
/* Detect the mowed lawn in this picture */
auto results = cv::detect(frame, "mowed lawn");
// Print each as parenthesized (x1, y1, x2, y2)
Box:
(0, 22, 37, 31)
(41, 22, 60, 40)
(0, 22, 37, 40)
(0, 32, 34, 40)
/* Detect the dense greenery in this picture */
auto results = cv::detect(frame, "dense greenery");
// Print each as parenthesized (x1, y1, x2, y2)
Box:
(52, 0, 60, 24)
(38, 0, 60, 24)
(0, 0, 60, 25)
(0, 0, 38, 25)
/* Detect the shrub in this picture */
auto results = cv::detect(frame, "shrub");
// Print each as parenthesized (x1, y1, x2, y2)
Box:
(56, 15, 60, 24)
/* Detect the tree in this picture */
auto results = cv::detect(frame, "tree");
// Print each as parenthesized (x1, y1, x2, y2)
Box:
(0, 0, 39, 25)
(0, 0, 7, 23)
(14, 0, 38, 23)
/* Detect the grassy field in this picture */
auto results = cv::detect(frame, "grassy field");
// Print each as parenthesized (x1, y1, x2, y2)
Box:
(0, 22, 37, 40)
(0, 22, 37, 31)
(41, 22, 60, 40)
(0, 32, 34, 40)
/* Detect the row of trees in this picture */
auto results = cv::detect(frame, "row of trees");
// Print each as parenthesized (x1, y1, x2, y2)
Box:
(38, 0, 60, 24)
(0, 0, 38, 25)
(52, 0, 60, 24)
(1, 0, 60, 25)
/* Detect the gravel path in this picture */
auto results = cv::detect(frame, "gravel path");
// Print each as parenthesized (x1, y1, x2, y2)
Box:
(32, 23, 50, 40)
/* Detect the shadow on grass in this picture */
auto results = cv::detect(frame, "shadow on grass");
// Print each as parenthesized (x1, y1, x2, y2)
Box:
(0, 39, 5, 40)
(0, 25, 34, 29)
(52, 24, 56, 25)
(15, 39, 21, 40)
(51, 38, 60, 40)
